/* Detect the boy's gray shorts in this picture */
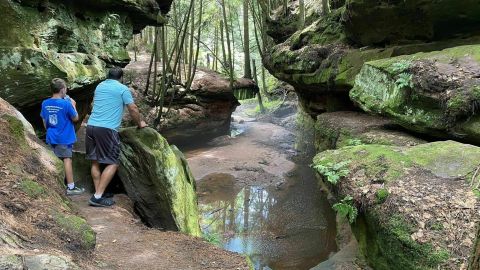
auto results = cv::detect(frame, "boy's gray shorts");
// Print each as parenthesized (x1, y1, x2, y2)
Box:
(50, 144, 73, 159)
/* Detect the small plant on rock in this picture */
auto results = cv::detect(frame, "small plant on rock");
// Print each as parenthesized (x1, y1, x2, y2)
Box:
(313, 160, 350, 185)
(395, 73, 414, 90)
(346, 138, 363, 146)
(333, 195, 358, 224)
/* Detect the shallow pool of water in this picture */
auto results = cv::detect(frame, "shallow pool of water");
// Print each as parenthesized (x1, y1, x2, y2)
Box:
(198, 162, 337, 270)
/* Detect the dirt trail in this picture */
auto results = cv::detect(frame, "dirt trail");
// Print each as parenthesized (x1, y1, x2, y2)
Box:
(70, 195, 250, 270)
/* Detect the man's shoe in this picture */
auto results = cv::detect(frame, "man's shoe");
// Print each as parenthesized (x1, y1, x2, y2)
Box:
(66, 187, 85, 196)
(102, 192, 114, 198)
(88, 195, 115, 207)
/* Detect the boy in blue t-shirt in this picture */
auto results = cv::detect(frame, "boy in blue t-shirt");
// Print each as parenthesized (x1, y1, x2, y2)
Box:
(40, 78, 84, 195)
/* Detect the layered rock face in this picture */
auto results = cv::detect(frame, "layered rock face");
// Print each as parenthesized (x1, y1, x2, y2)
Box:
(264, 1, 480, 269)
(264, 0, 480, 116)
(0, 98, 95, 269)
(0, 0, 171, 130)
(118, 127, 201, 237)
(351, 45, 480, 144)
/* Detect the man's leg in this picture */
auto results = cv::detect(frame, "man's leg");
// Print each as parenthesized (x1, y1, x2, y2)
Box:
(94, 164, 119, 197)
(91, 161, 101, 191)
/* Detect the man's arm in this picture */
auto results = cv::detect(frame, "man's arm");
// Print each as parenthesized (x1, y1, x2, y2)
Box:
(42, 119, 46, 130)
(126, 103, 147, 128)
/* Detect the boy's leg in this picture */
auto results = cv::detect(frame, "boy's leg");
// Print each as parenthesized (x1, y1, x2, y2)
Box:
(64, 158, 74, 184)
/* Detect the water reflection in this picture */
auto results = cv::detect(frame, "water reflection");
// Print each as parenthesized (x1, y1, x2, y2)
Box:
(198, 165, 337, 270)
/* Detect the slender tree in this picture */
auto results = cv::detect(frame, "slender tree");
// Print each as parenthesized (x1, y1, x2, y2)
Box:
(243, 0, 252, 79)
(252, 59, 265, 113)
(299, 0, 305, 29)
(221, 0, 234, 89)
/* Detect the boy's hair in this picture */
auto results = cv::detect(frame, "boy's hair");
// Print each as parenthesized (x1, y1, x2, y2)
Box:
(50, 78, 66, 94)
(107, 67, 123, 80)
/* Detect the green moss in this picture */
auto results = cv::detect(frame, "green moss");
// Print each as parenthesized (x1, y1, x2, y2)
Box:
(353, 213, 449, 270)
(314, 144, 412, 183)
(19, 178, 46, 199)
(406, 141, 480, 179)
(2, 114, 26, 147)
(119, 128, 201, 237)
(54, 212, 96, 250)
(375, 188, 389, 204)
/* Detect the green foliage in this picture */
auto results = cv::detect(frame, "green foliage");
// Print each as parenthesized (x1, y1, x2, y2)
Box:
(203, 231, 221, 246)
(19, 178, 45, 199)
(375, 188, 389, 204)
(473, 189, 480, 198)
(395, 72, 414, 90)
(333, 195, 358, 224)
(346, 138, 363, 146)
(390, 60, 411, 74)
(313, 160, 350, 185)
(246, 98, 283, 116)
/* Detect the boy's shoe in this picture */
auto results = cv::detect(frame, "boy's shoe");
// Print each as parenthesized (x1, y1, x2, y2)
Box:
(88, 195, 115, 207)
(66, 187, 85, 196)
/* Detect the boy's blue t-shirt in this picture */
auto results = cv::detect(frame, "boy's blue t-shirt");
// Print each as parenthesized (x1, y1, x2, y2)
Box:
(87, 79, 134, 131)
(40, 98, 77, 145)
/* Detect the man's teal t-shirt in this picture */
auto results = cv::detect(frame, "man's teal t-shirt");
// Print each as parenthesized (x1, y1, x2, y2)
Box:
(87, 79, 134, 131)
(40, 98, 77, 145)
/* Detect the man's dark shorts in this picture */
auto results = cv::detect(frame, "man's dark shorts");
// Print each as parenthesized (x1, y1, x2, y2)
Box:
(50, 144, 73, 159)
(85, 125, 120, 165)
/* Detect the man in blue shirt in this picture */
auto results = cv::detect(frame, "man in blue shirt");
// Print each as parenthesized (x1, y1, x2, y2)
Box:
(40, 78, 84, 195)
(86, 67, 147, 207)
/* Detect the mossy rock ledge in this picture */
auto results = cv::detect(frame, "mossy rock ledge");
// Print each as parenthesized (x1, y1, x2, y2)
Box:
(118, 127, 201, 237)
(314, 111, 426, 152)
(350, 44, 480, 144)
(313, 141, 480, 269)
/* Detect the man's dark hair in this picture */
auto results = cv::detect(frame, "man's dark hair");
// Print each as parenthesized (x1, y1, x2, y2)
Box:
(50, 78, 66, 94)
(107, 67, 124, 80)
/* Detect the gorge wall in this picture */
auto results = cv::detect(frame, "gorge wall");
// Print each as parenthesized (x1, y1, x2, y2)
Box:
(0, 0, 172, 130)
(263, 0, 480, 269)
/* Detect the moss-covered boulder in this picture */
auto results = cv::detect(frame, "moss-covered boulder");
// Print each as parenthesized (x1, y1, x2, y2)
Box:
(313, 141, 480, 269)
(315, 111, 425, 151)
(350, 44, 480, 143)
(0, 97, 95, 268)
(118, 127, 201, 236)
(0, 0, 171, 130)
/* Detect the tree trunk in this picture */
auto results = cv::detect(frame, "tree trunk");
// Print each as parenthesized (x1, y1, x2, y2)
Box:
(253, 60, 265, 113)
(243, 0, 252, 79)
(186, 0, 203, 90)
(186, 0, 196, 83)
(221, 0, 234, 89)
(299, 0, 305, 29)
(322, 0, 330, 14)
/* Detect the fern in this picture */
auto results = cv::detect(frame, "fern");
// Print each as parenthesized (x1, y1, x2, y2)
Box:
(395, 73, 414, 90)
(313, 161, 350, 185)
(333, 195, 358, 223)
(391, 60, 411, 74)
